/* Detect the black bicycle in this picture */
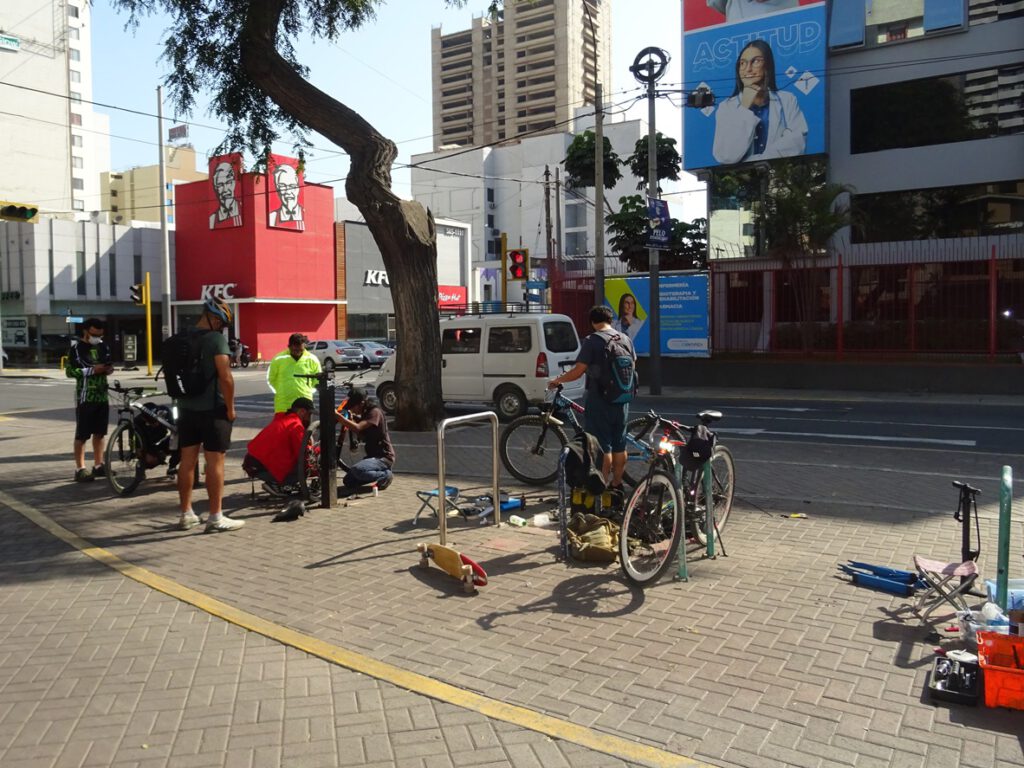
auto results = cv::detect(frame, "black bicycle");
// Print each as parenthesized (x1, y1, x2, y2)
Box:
(618, 410, 735, 587)
(294, 369, 367, 502)
(105, 382, 182, 496)
(499, 385, 656, 487)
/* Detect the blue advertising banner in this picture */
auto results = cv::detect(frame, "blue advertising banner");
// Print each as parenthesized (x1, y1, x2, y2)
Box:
(605, 274, 710, 358)
(646, 198, 672, 250)
(682, 4, 826, 170)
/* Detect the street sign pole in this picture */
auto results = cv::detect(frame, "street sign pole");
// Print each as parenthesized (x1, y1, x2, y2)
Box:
(144, 271, 153, 375)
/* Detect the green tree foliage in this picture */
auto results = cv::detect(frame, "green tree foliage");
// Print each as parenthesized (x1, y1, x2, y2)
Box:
(109, 0, 480, 429)
(606, 195, 708, 272)
(562, 131, 623, 195)
(625, 133, 681, 192)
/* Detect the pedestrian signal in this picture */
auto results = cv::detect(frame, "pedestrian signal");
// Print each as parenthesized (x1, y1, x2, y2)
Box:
(508, 249, 528, 281)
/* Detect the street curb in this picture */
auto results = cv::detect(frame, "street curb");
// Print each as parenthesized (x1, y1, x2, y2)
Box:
(0, 487, 718, 768)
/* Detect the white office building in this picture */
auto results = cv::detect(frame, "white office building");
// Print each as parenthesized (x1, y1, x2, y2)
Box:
(0, 0, 111, 216)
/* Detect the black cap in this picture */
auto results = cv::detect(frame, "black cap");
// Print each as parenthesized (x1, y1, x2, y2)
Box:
(290, 397, 315, 412)
(347, 387, 367, 407)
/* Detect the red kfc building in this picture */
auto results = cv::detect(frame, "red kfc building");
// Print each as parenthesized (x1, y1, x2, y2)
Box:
(173, 153, 338, 360)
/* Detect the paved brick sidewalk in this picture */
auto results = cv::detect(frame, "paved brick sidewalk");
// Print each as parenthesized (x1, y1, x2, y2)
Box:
(0, 409, 1021, 768)
(0, 505, 651, 768)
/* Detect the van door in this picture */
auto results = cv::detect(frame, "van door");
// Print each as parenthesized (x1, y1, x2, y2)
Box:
(483, 323, 534, 398)
(441, 326, 484, 398)
(542, 319, 585, 396)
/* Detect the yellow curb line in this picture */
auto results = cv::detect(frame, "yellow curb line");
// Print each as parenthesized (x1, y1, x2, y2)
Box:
(1, 490, 713, 768)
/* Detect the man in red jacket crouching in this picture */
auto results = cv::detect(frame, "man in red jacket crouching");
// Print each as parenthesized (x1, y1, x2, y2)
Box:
(243, 397, 314, 497)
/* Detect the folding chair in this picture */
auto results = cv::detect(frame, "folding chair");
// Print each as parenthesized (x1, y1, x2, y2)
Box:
(413, 486, 460, 526)
(912, 556, 979, 622)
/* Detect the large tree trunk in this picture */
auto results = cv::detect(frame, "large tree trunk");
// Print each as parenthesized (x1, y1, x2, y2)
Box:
(240, 0, 443, 429)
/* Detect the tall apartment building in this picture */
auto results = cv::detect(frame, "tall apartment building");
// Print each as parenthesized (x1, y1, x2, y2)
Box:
(0, 0, 110, 216)
(100, 145, 208, 225)
(430, 0, 610, 151)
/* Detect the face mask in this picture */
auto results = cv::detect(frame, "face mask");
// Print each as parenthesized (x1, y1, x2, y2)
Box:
(88, 335, 103, 345)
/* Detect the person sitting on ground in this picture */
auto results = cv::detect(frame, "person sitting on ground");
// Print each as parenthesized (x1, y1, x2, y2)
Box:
(334, 387, 395, 493)
(242, 397, 314, 497)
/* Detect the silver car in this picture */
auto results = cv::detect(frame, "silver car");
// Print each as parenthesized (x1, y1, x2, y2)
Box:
(348, 339, 395, 368)
(305, 340, 364, 372)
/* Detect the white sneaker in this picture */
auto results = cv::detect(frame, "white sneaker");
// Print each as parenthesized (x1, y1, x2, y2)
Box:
(179, 510, 201, 530)
(204, 515, 245, 533)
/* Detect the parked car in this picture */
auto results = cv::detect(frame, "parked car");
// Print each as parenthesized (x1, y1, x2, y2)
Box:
(305, 340, 365, 371)
(348, 340, 395, 368)
(373, 313, 584, 420)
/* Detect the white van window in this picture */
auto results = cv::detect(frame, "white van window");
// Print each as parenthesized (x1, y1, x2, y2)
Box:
(543, 321, 578, 353)
(487, 326, 531, 354)
(442, 327, 481, 354)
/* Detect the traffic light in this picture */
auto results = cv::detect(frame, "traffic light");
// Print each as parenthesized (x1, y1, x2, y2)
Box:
(508, 248, 529, 281)
(130, 283, 146, 306)
(0, 202, 39, 223)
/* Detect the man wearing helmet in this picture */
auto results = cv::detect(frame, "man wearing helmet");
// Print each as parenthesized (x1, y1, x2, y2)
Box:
(176, 297, 245, 533)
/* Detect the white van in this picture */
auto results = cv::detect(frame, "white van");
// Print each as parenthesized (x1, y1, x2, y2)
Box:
(373, 313, 585, 419)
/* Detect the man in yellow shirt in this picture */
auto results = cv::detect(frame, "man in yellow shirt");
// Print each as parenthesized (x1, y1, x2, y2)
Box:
(267, 333, 321, 413)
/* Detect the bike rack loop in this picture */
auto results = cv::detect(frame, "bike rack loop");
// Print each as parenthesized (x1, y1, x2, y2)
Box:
(436, 412, 500, 546)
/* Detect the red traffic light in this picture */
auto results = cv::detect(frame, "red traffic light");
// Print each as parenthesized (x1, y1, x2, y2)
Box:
(508, 249, 528, 281)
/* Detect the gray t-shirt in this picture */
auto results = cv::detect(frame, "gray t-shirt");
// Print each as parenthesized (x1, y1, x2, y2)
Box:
(176, 329, 230, 412)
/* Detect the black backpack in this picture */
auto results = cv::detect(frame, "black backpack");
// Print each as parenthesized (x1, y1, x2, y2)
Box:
(596, 330, 638, 404)
(161, 329, 211, 398)
(563, 432, 607, 495)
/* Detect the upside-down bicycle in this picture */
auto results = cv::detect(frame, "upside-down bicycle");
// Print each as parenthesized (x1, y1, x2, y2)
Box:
(105, 381, 184, 496)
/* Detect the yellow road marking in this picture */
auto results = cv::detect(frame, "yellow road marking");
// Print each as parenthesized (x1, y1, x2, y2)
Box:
(0, 489, 713, 768)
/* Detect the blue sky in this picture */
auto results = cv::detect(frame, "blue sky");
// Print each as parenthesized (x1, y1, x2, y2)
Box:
(90, 0, 706, 219)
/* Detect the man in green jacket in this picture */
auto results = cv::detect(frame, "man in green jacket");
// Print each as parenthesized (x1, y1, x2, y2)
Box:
(267, 333, 321, 413)
(66, 318, 114, 482)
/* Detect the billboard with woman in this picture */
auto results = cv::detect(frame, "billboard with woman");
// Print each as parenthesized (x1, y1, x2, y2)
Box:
(682, 0, 826, 170)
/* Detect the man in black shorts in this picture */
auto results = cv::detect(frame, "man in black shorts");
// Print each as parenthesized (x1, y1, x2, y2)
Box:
(65, 318, 114, 482)
(175, 297, 244, 533)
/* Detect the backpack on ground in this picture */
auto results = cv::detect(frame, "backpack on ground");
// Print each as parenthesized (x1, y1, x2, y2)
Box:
(596, 330, 637, 404)
(566, 513, 620, 564)
(161, 329, 211, 398)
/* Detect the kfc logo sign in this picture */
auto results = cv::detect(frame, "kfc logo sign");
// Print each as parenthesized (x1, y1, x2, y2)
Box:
(200, 283, 238, 300)
(363, 270, 390, 287)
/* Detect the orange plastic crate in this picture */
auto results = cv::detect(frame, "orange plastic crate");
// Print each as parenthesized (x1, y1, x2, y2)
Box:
(977, 631, 1024, 710)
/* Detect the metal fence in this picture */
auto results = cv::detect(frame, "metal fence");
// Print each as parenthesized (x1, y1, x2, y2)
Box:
(550, 234, 1024, 359)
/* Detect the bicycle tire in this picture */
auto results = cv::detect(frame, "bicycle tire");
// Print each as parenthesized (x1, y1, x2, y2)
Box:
(298, 420, 323, 502)
(499, 415, 568, 485)
(618, 467, 683, 587)
(106, 422, 144, 496)
(689, 445, 736, 546)
(336, 425, 357, 474)
(622, 416, 658, 488)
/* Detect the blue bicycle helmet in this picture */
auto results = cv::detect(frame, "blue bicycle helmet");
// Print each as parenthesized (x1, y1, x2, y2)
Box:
(203, 296, 233, 326)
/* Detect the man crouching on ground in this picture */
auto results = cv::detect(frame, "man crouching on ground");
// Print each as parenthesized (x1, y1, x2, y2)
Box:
(335, 387, 395, 493)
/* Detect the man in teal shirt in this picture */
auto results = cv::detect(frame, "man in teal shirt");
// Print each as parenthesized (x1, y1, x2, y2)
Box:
(176, 297, 244, 533)
(267, 333, 321, 413)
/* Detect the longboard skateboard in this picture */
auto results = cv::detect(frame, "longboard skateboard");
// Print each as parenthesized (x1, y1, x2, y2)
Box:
(417, 542, 488, 594)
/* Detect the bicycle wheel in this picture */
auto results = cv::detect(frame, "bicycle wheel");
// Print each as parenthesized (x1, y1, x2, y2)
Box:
(622, 416, 657, 488)
(336, 425, 359, 473)
(499, 415, 568, 485)
(106, 422, 144, 496)
(618, 468, 683, 587)
(298, 420, 323, 502)
(690, 445, 736, 546)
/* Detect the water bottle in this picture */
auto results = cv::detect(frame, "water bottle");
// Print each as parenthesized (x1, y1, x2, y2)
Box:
(507, 514, 527, 527)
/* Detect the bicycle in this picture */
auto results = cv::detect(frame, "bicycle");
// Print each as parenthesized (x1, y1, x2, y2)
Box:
(618, 410, 735, 588)
(499, 385, 656, 487)
(294, 369, 366, 502)
(105, 381, 183, 496)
